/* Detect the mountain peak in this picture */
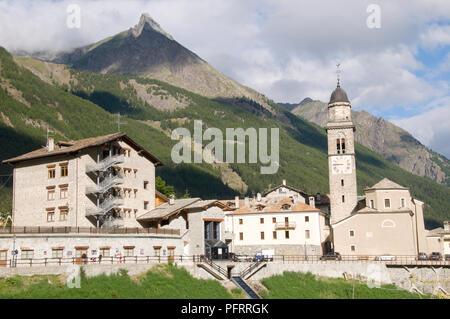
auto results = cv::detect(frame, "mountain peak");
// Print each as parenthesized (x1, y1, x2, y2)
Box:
(130, 13, 174, 40)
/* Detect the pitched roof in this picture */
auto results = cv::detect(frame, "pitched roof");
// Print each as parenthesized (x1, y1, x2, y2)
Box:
(263, 183, 309, 197)
(3, 132, 163, 166)
(366, 178, 408, 190)
(185, 200, 227, 210)
(155, 190, 169, 201)
(137, 198, 226, 221)
(137, 198, 201, 221)
(227, 197, 320, 215)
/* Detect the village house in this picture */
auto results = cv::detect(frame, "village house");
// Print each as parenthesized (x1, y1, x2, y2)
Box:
(223, 181, 331, 256)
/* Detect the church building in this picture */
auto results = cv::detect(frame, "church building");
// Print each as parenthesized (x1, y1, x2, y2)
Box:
(325, 81, 430, 256)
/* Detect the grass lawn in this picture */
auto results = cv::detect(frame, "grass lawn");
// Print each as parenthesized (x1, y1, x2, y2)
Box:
(259, 272, 431, 299)
(0, 264, 232, 299)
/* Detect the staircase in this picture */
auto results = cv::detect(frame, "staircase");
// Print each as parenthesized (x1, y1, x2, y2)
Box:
(231, 276, 260, 299)
(86, 154, 124, 173)
(240, 260, 267, 279)
(85, 175, 124, 195)
(196, 257, 228, 280)
(86, 196, 124, 217)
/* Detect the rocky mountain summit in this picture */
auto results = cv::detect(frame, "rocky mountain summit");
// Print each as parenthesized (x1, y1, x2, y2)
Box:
(288, 99, 450, 186)
(130, 13, 174, 40)
(47, 13, 273, 112)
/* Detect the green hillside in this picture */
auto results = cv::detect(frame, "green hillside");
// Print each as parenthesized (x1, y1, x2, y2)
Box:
(1, 47, 449, 228)
(0, 264, 235, 299)
(260, 272, 429, 299)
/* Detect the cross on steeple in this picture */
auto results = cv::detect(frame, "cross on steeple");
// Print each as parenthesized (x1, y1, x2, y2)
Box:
(336, 63, 341, 87)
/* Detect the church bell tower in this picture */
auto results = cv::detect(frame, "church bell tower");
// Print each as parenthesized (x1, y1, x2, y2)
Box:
(326, 79, 358, 224)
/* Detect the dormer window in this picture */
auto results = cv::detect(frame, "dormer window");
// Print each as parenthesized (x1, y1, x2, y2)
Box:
(281, 203, 291, 210)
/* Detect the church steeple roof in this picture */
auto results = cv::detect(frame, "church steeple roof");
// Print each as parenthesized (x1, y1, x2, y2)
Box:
(329, 81, 350, 104)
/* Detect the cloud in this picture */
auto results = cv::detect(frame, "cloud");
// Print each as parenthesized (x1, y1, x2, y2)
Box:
(392, 98, 450, 158)
(0, 0, 449, 155)
(420, 24, 450, 49)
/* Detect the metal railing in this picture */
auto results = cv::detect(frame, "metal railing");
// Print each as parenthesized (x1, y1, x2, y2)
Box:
(0, 254, 448, 269)
(195, 255, 228, 278)
(0, 226, 180, 235)
(274, 222, 296, 230)
(230, 254, 450, 266)
(240, 260, 265, 278)
(85, 196, 125, 217)
(2, 254, 197, 268)
(86, 155, 125, 173)
(85, 175, 124, 195)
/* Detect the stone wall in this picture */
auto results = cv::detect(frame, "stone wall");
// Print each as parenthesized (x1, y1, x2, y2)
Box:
(0, 259, 448, 296)
(232, 244, 322, 256)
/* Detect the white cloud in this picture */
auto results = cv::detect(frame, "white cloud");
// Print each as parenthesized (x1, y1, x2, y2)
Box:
(0, 0, 449, 155)
(392, 98, 450, 158)
(420, 24, 450, 49)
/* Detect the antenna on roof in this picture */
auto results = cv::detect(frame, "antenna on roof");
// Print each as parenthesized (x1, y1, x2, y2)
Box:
(115, 112, 127, 132)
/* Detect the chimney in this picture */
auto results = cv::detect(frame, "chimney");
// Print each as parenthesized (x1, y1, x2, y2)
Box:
(309, 196, 315, 208)
(169, 194, 175, 205)
(234, 196, 239, 209)
(244, 197, 249, 207)
(444, 221, 449, 231)
(282, 179, 286, 186)
(257, 193, 261, 202)
(47, 137, 54, 152)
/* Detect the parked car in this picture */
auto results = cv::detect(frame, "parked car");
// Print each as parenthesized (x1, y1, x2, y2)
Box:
(417, 252, 428, 260)
(320, 252, 342, 261)
(429, 252, 442, 261)
(375, 254, 396, 261)
(445, 255, 450, 261)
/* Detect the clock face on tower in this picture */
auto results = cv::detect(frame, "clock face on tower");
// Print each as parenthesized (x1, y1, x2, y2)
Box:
(331, 155, 352, 174)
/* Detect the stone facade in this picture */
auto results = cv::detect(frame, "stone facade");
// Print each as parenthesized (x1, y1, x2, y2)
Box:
(11, 137, 157, 229)
(326, 98, 358, 224)
(0, 232, 182, 264)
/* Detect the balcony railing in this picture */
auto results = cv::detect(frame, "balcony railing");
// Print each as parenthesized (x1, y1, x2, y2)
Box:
(86, 154, 125, 173)
(275, 221, 296, 230)
(85, 196, 125, 217)
(85, 175, 124, 195)
(0, 226, 180, 235)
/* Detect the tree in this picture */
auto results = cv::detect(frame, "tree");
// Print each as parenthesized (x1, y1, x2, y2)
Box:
(155, 176, 175, 197)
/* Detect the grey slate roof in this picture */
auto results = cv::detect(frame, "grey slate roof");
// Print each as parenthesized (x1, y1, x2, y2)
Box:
(185, 200, 221, 209)
(137, 198, 201, 221)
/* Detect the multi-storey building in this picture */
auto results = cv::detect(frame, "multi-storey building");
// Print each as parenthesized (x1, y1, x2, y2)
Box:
(4, 132, 161, 228)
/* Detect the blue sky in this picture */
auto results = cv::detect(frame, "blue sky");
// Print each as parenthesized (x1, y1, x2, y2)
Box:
(0, 0, 449, 157)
